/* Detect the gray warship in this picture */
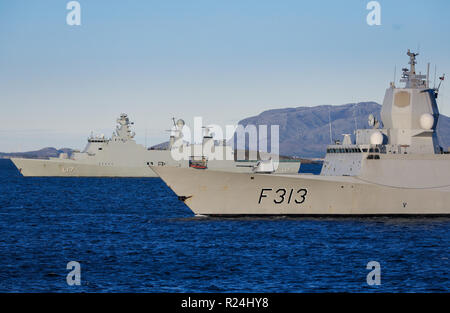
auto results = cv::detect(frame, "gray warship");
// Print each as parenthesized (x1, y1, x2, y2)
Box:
(152, 50, 450, 215)
(11, 114, 300, 177)
(11, 114, 180, 177)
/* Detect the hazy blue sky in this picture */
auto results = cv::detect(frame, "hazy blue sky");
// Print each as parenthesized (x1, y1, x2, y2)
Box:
(1, 0, 449, 151)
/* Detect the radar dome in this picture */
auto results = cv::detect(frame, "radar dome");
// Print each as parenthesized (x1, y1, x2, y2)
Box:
(370, 131, 383, 145)
(419, 113, 434, 130)
(176, 119, 185, 128)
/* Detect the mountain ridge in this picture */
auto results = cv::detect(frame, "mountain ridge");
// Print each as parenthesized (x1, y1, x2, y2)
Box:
(0, 147, 75, 159)
(3, 102, 450, 159)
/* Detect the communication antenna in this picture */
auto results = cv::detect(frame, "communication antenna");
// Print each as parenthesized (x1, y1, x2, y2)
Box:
(145, 128, 147, 148)
(437, 74, 446, 92)
(434, 65, 437, 89)
(353, 102, 358, 132)
(328, 107, 333, 144)
(393, 65, 397, 85)
(440, 79, 446, 111)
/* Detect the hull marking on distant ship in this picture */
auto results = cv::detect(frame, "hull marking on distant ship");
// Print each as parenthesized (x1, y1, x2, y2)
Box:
(62, 167, 75, 173)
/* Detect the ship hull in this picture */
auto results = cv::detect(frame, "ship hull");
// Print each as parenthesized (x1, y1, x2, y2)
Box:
(10, 157, 301, 177)
(10, 158, 158, 177)
(151, 166, 450, 215)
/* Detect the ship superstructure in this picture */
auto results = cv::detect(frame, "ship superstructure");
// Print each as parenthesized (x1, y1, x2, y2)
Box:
(321, 50, 445, 177)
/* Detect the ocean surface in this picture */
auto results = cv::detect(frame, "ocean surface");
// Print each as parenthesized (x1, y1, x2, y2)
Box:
(0, 159, 448, 292)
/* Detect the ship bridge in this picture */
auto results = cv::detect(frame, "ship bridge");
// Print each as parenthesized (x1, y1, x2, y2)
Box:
(321, 50, 448, 176)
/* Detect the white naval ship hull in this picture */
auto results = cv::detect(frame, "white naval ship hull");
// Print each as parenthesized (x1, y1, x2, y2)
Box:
(151, 161, 450, 216)
(10, 157, 160, 177)
(11, 157, 300, 177)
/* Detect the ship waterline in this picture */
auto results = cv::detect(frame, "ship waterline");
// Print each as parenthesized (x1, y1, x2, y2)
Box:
(11, 157, 301, 177)
(11, 157, 164, 177)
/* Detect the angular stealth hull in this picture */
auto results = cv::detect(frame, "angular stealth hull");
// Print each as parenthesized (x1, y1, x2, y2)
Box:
(10, 157, 300, 178)
(11, 157, 158, 177)
(151, 166, 450, 216)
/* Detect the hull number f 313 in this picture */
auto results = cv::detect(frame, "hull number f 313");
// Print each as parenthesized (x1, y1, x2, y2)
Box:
(258, 188, 307, 204)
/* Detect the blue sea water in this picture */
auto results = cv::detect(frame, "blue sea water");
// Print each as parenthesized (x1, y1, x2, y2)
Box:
(0, 159, 448, 292)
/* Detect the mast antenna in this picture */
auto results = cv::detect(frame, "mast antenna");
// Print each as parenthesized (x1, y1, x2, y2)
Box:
(434, 65, 437, 89)
(328, 107, 333, 144)
(145, 128, 147, 148)
(393, 65, 397, 85)
(437, 73, 445, 92)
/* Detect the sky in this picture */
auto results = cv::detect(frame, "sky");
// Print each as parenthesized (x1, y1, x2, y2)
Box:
(0, 0, 449, 152)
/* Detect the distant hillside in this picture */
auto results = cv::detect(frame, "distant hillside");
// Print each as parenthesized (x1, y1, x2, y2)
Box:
(4, 102, 450, 159)
(0, 147, 74, 159)
(149, 141, 170, 150)
(234, 102, 450, 158)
